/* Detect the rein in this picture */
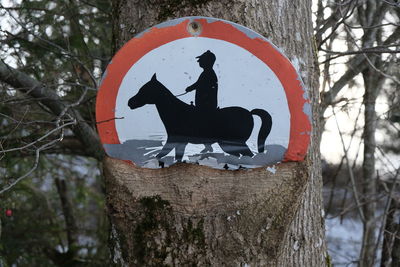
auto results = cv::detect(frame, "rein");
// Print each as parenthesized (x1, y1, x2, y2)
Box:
(174, 91, 189, 97)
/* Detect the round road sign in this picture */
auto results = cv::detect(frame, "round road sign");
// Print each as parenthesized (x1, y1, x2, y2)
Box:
(96, 17, 311, 169)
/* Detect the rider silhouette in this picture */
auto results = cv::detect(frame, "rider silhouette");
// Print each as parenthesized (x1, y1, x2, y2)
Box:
(185, 50, 218, 111)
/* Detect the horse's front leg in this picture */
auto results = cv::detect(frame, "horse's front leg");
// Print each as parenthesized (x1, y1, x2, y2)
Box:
(175, 142, 187, 162)
(156, 139, 176, 160)
(200, 144, 213, 153)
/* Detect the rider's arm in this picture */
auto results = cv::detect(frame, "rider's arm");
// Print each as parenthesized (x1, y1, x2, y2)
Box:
(185, 73, 203, 92)
(185, 81, 198, 92)
(185, 84, 195, 92)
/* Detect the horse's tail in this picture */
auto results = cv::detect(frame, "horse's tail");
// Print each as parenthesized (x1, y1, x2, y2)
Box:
(251, 109, 272, 153)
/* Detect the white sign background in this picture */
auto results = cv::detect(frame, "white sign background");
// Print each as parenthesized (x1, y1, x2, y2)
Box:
(114, 37, 290, 160)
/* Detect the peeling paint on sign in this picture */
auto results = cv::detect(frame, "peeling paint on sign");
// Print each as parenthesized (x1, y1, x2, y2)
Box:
(96, 17, 311, 170)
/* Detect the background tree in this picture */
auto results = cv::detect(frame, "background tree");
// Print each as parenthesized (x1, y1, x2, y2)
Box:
(316, 1, 400, 266)
(0, 0, 110, 265)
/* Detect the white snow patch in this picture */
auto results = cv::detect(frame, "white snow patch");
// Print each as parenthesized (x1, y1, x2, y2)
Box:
(326, 216, 363, 266)
(291, 57, 305, 73)
(295, 32, 301, 41)
(315, 237, 323, 248)
(143, 159, 160, 168)
(293, 240, 300, 251)
(266, 165, 277, 174)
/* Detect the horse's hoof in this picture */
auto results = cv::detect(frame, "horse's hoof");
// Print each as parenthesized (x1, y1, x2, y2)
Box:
(158, 161, 165, 168)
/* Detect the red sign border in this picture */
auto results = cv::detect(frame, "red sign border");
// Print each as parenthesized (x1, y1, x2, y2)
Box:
(96, 18, 311, 162)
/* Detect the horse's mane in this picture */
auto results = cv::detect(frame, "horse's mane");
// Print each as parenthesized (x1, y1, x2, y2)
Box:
(156, 80, 191, 108)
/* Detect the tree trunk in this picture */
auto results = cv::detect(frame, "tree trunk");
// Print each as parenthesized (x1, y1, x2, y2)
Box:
(355, 2, 386, 266)
(392, 221, 400, 267)
(105, 0, 326, 265)
(359, 67, 380, 267)
(381, 196, 399, 267)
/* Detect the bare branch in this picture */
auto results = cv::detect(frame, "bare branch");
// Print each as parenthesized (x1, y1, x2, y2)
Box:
(332, 108, 365, 222)
(1, 120, 76, 153)
(0, 126, 65, 194)
(321, 26, 400, 112)
(321, 47, 400, 56)
(0, 60, 104, 160)
(316, 1, 358, 49)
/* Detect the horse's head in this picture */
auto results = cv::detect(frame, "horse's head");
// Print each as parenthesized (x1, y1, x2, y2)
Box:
(128, 74, 162, 109)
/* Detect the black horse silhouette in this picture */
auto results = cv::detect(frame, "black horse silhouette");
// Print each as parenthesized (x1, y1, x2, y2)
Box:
(128, 74, 272, 162)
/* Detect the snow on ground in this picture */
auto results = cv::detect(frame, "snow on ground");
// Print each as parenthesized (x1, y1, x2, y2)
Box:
(326, 216, 363, 266)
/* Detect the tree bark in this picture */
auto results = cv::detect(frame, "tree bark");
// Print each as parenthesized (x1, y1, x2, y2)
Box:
(105, 0, 326, 265)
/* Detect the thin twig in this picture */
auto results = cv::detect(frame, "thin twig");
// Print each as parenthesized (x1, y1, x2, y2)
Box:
(0, 120, 76, 153)
(372, 167, 400, 263)
(0, 120, 71, 194)
(332, 107, 366, 222)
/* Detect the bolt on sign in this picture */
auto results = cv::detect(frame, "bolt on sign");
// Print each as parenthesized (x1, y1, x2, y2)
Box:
(96, 17, 311, 169)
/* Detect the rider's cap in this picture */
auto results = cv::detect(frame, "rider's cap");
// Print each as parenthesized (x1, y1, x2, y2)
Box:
(196, 50, 216, 62)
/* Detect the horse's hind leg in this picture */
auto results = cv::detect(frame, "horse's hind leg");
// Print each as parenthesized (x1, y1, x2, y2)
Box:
(218, 141, 241, 157)
(200, 144, 213, 153)
(238, 143, 253, 157)
(219, 141, 253, 157)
